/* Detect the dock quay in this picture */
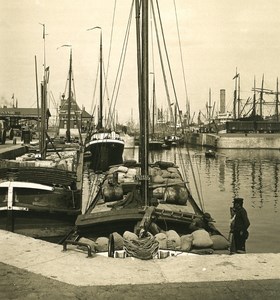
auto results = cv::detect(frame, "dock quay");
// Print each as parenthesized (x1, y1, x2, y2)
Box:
(184, 132, 280, 149)
(184, 132, 218, 148)
(0, 142, 28, 159)
(0, 230, 280, 299)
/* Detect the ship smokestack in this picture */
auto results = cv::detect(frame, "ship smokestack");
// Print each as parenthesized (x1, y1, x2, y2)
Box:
(220, 89, 226, 114)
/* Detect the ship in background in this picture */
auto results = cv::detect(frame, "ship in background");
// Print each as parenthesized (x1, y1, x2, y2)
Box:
(186, 71, 280, 150)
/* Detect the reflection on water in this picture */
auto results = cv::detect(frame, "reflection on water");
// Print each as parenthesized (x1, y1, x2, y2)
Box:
(124, 146, 280, 253)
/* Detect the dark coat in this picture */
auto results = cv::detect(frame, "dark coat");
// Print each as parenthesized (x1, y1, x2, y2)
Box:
(233, 207, 250, 232)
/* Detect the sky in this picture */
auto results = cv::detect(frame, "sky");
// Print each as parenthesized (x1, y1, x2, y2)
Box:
(1, 0, 280, 124)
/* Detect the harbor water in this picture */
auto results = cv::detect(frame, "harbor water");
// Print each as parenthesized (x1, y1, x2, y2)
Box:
(123, 146, 280, 254)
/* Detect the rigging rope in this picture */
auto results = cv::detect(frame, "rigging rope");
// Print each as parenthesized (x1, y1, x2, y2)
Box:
(173, 0, 190, 126)
(153, 0, 205, 211)
(150, 1, 175, 126)
(106, 0, 135, 129)
(104, 0, 117, 130)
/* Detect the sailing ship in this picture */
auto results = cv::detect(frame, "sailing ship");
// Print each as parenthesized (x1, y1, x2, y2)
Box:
(64, 1, 227, 258)
(84, 29, 124, 172)
(0, 43, 83, 241)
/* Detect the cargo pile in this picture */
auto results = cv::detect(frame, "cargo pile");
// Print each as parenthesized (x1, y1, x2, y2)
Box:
(77, 228, 229, 259)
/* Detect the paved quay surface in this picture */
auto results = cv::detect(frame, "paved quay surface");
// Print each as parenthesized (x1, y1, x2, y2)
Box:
(0, 230, 280, 299)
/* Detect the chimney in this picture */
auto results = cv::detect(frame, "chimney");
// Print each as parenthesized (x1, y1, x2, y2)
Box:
(220, 89, 226, 113)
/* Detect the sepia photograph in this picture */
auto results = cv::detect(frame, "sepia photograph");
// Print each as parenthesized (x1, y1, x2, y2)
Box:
(0, 1, 279, 299)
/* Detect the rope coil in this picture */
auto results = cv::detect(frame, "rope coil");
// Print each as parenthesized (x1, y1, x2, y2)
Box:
(123, 233, 159, 260)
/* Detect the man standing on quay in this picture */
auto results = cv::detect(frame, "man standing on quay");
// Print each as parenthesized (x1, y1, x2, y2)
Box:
(229, 197, 250, 254)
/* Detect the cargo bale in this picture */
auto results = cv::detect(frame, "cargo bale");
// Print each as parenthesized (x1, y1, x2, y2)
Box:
(192, 229, 213, 248)
(95, 237, 109, 252)
(155, 233, 167, 249)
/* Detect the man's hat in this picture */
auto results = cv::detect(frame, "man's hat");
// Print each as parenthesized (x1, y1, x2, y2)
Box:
(203, 212, 215, 222)
(233, 197, 243, 205)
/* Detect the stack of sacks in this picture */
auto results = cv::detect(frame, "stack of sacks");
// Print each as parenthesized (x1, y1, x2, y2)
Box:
(155, 230, 193, 252)
(149, 166, 189, 205)
(114, 166, 139, 184)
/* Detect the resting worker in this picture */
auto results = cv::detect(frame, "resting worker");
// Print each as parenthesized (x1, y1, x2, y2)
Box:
(229, 197, 250, 254)
(189, 212, 219, 235)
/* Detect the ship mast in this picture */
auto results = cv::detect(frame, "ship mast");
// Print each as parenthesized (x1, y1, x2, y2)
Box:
(66, 48, 72, 143)
(39, 23, 48, 159)
(98, 29, 103, 130)
(140, 0, 149, 206)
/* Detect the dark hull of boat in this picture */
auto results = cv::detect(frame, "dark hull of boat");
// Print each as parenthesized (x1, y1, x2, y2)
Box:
(75, 208, 193, 239)
(86, 140, 124, 172)
(0, 210, 79, 242)
(0, 181, 82, 241)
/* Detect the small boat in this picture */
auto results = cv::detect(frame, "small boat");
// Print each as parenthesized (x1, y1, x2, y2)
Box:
(0, 150, 83, 242)
(85, 130, 125, 171)
(164, 135, 182, 147)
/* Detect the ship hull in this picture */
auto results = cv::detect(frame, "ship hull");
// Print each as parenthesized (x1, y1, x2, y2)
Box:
(0, 181, 81, 242)
(85, 139, 124, 171)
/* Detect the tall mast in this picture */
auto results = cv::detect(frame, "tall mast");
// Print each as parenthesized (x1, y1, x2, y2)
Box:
(135, 0, 142, 162)
(151, 73, 155, 137)
(208, 88, 212, 126)
(260, 74, 264, 118)
(252, 76, 256, 117)
(66, 48, 72, 143)
(237, 73, 241, 118)
(34, 55, 40, 143)
(99, 30, 103, 129)
(141, 0, 149, 206)
(40, 23, 47, 159)
(233, 68, 239, 119)
(87, 26, 103, 130)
